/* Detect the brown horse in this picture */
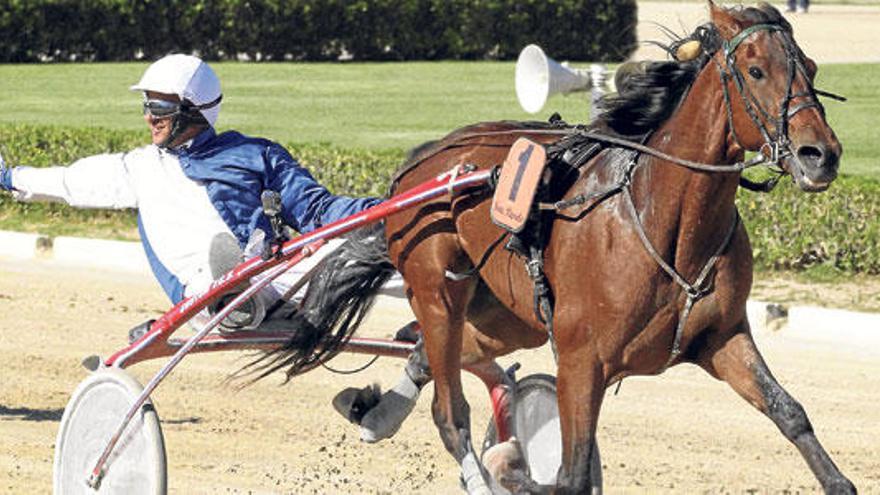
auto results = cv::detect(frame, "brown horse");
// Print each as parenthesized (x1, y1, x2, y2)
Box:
(256, 1, 852, 493)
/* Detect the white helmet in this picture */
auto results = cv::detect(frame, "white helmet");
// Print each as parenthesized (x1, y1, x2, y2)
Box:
(131, 54, 222, 127)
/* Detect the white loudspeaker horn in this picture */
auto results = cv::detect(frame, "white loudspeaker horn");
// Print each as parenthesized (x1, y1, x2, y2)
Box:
(516, 44, 592, 114)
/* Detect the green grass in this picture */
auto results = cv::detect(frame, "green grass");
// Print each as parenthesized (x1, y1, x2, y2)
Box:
(0, 61, 875, 176)
(0, 62, 589, 152)
(812, 64, 880, 177)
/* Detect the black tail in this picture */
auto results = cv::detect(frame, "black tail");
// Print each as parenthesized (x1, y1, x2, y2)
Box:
(238, 223, 395, 382)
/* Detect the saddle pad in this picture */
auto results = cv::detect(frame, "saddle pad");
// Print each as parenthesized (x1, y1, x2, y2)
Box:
(491, 137, 547, 233)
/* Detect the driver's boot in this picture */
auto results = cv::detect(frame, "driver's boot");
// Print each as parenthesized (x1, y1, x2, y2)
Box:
(207, 233, 266, 331)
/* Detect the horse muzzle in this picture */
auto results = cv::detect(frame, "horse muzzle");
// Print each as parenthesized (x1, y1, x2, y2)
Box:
(785, 142, 840, 192)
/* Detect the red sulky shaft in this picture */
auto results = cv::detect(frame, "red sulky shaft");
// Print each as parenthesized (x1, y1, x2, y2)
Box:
(87, 166, 490, 488)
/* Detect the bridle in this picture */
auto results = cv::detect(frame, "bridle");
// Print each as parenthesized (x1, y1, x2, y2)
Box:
(715, 23, 830, 180)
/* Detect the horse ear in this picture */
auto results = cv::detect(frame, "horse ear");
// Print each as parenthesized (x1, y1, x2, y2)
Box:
(805, 56, 818, 78)
(709, 1, 744, 40)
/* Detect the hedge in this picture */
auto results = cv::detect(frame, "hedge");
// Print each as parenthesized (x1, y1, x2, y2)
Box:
(0, 0, 637, 63)
(738, 176, 880, 275)
(1, 124, 877, 274)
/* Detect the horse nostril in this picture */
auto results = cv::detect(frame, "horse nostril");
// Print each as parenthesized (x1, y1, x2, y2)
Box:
(796, 145, 825, 169)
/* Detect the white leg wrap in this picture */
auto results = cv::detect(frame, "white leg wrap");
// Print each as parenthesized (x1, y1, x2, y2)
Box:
(461, 451, 493, 495)
(359, 372, 420, 443)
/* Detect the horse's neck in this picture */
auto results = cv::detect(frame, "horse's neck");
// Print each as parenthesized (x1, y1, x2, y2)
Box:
(638, 60, 741, 270)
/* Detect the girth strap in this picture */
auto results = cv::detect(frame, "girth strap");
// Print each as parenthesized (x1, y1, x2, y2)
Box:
(525, 244, 558, 361)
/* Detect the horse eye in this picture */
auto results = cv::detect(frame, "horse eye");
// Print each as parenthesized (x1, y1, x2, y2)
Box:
(748, 67, 764, 80)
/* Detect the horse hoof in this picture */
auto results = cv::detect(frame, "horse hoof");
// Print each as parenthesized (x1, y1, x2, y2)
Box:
(331, 384, 381, 425)
(825, 477, 857, 495)
(482, 437, 534, 492)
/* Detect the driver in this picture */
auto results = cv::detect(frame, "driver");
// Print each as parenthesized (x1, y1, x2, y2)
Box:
(0, 53, 426, 444)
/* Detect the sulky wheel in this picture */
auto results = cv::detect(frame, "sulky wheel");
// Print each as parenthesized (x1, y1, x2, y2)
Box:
(482, 373, 601, 493)
(54, 367, 167, 495)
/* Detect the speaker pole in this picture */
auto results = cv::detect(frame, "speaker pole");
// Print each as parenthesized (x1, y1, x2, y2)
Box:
(589, 64, 609, 118)
(515, 44, 613, 120)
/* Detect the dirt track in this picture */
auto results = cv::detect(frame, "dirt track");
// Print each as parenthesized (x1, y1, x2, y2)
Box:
(1, 258, 879, 494)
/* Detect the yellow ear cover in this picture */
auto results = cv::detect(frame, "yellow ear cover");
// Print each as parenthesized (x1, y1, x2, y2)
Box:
(676, 40, 702, 61)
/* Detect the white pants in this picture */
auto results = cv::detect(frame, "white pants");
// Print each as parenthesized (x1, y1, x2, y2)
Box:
(190, 238, 405, 331)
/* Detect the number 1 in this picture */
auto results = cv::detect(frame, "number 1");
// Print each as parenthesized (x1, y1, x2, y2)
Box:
(508, 144, 534, 201)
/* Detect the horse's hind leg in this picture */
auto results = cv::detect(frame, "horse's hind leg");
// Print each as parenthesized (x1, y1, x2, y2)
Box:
(696, 321, 856, 494)
(407, 273, 497, 492)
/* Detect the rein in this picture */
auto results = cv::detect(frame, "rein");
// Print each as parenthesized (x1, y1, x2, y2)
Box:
(396, 127, 771, 183)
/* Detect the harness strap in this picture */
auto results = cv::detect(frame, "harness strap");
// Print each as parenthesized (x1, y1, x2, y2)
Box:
(526, 244, 558, 361)
(814, 88, 847, 102)
(739, 174, 782, 192)
(444, 231, 509, 281)
(714, 57, 747, 151)
(787, 100, 822, 119)
(726, 56, 778, 147)
(621, 156, 741, 371)
(538, 181, 625, 211)
(665, 210, 739, 370)
(723, 24, 785, 56)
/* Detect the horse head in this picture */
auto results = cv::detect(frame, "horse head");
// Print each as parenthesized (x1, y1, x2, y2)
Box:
(709, 1, 841, 191)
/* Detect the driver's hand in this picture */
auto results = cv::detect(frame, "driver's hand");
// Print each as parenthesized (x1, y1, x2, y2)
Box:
(0, 151, 13, 191)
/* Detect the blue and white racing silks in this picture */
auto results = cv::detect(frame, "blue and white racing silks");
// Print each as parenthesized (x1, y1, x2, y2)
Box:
(8, 128, 381, 306)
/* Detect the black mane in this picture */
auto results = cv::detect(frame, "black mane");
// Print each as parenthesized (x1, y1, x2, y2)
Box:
(594, 24, 722, 138)
(595, 2, 791, 138)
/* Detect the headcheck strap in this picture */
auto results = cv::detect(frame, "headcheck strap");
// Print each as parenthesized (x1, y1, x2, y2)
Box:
(723, 23, 785, 58)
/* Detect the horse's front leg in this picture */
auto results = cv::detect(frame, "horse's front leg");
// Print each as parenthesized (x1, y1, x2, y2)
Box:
(696, 320, 856, 494)
(555, 347, 604, 495)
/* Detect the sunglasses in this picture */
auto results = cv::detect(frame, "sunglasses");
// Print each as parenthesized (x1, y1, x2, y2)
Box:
(142, 98, 181, 119)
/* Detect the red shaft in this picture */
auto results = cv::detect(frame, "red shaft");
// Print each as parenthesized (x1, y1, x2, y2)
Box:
(106, 167, 490, 368)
